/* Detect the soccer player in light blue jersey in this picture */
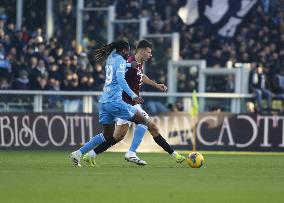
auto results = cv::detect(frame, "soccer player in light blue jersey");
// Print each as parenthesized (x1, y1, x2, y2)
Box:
(83, 40, 185, 167)
(69, 40, 149, 166)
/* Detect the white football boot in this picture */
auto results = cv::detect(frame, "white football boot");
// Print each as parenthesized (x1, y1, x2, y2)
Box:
(125, 151, 147, 166)
(69, 150, 82, 167)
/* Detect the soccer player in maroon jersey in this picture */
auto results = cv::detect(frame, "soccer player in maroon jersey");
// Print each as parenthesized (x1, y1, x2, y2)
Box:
(83, 40, 185, 166)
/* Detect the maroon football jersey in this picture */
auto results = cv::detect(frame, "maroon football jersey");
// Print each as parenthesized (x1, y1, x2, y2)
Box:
(122, 55, 144, 105)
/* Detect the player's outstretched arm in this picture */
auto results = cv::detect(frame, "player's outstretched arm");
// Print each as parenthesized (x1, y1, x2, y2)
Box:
(142, 74, 167, 92)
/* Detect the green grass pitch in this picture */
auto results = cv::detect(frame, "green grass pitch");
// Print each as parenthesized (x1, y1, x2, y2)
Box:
(0, 151, 284, 203)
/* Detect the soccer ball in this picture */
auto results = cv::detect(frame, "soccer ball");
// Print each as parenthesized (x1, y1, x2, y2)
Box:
(186, 152, 204, 168)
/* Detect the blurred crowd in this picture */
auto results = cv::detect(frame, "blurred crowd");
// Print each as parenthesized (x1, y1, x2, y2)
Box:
(0, 0, 284, 112)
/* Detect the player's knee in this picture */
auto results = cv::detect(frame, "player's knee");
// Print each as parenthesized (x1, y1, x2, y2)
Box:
(113, 131, 125, 141)
(132, 111, 150, 127)
(113, 124, 129, 142)
(136, 116, 148, 127)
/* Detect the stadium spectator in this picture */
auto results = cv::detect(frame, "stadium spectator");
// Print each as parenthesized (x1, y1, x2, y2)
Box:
(22, 0, 45, 30)
(12, 70, 29, 90)
(0, 77, 9, 89)
(248, 64, 273, 113)
(56, 3, 76, 50)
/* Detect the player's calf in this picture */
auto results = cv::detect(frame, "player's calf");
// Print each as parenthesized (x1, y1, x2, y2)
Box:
(148, 121, 159, 137)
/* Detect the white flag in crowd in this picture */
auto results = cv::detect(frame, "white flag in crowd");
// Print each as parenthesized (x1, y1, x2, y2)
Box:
(178, 0, 258, 38)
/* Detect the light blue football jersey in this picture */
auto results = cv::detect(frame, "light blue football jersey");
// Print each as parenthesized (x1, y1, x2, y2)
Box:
(99, 51, 136, 103)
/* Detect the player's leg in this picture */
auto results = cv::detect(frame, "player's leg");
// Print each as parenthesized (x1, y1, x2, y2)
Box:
(70, 123, 115, 167)
(128, 111, 149, 149)
(117, 102, 150, 155)
(69, 103, 115, 167)
(111, 102, 149, 165)
(114, 118, 132, 139)
(128, 105, 185, 163)
(83, 122, 130, 166)
(95, 122, 129, 154)
(84, 101, 148, 166)
(123, 111, 149, 165)
(82, 123, 118, 166)
(121, 104, 149, 165)
(148, 120, 185, 163)
(94, 112, 149, 166)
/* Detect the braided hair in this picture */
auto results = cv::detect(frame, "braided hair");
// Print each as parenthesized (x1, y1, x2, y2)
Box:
(88, 40, 129, 66)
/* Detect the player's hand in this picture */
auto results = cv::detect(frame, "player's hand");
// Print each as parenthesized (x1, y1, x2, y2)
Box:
(156, 84, 167, 92)
(133, 96, 144, 104)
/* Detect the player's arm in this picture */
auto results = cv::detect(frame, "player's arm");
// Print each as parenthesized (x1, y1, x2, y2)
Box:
(142, 74, 167, 92)
(116, 61, 143, 103)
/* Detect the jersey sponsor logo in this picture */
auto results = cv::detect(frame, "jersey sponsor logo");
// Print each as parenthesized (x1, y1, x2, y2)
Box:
(119, 63, 126, 72)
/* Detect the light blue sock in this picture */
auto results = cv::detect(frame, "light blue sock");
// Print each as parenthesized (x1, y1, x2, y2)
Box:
(80, 133, 105, 154)
(129, 124, 148, 153)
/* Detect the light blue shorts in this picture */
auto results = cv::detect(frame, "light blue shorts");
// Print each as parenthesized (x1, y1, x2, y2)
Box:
(99, 101, 138, 124)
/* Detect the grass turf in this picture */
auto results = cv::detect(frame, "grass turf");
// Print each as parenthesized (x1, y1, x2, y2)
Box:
(0, 151, 284, 203)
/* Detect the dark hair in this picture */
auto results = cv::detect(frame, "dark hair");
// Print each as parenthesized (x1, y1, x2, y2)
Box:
(137, 40, 152, 50)
(88, 40, 129, 65)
